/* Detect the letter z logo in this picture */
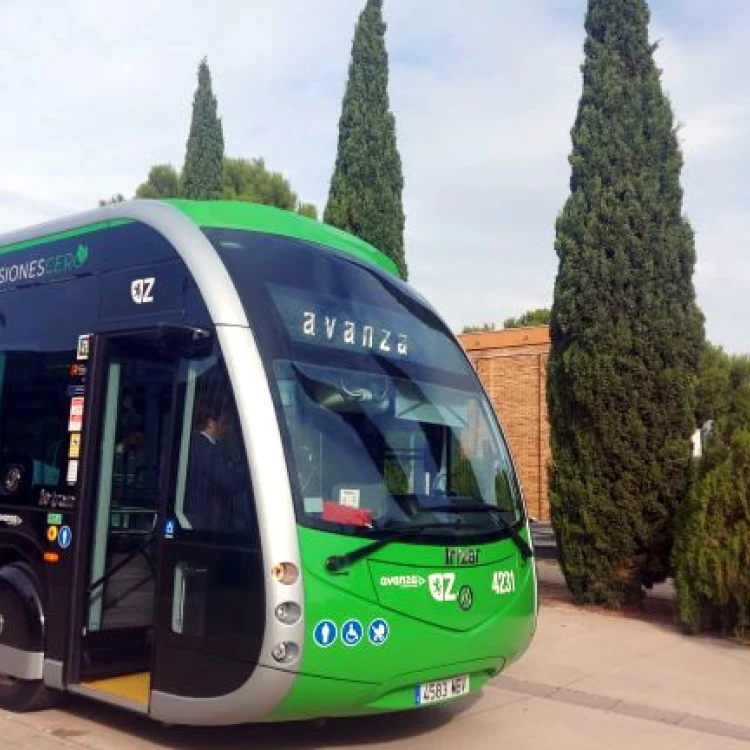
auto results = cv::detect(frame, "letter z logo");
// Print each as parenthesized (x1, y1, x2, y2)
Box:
(131, 277, 155, 305)
(428, 573, 457, 602)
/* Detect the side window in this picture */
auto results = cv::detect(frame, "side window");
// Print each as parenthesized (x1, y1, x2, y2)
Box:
(174, 358, 255, 536)
(0, 350, 73, 504)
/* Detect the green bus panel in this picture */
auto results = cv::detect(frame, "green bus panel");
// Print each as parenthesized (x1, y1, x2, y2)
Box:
(270, 526, 536, 720)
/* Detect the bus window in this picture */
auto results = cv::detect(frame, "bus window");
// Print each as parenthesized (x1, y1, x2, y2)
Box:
(275, 360, 523, 536)
(174, 359, 254, 536)
(0, 350, 71, 504)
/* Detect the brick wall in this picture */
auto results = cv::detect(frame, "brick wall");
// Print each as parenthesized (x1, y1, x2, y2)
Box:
(458, 327, 551, 521)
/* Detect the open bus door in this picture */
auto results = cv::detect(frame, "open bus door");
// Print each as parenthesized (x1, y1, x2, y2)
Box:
(66, 330, 187, 711)
(67, 328, 263, 714)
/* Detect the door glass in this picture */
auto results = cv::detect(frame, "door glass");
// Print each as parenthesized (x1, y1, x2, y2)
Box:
(88, 355, 178, 632)
(173, 357, 254, 536)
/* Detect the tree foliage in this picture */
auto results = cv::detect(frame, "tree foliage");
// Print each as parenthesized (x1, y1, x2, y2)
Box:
(547, 0, 704, 605)
(181, 58, 224, 200)
(324, 0, 406, 278)
(135, 164, 180, 199)
(101, 59, 319, 218)
(98, 194, 125, 207)
(461, 323, 496, 334)
(222, 157, 317, 218)
(503, 309, 551, 329)
(107, 157, 317, 216)
(674, 349, 750, 638)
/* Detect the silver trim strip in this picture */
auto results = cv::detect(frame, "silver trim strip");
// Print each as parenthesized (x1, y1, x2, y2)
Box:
(43, 659, 64, 689)
(150, 665, 295, 726)
(0, 643, 43, 680)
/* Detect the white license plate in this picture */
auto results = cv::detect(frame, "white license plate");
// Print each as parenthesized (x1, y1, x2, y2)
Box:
(415, 675, 470, 705)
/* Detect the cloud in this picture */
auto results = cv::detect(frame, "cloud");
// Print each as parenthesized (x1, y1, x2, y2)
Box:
(0, 0, 746, 353)
(654, 2, 750, 352)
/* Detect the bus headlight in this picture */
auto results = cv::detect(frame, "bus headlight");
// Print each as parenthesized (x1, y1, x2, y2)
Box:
(271, 641, 299, 664)
(271, 562, 299, 585)
(275, 601, 301, 625)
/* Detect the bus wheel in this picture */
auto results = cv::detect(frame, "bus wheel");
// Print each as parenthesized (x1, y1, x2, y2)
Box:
(0, 563, 56, 712)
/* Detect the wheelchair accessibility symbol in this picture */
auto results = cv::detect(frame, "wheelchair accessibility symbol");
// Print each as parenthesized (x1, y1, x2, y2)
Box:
(341, 619, 363, 646)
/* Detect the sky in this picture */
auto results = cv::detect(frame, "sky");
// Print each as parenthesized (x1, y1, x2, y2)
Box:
(0, 0, 747, 353)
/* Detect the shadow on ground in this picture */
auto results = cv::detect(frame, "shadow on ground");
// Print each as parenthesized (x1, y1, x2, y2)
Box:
(537, 559, 688, 637)
(51, 692, 479, 749)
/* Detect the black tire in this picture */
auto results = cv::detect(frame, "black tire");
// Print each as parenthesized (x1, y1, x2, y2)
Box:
(0, 562, 58, 711)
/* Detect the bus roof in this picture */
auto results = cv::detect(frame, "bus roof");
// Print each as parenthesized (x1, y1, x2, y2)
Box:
(0, 200, 401, 278)
(166, 200, 399, 277)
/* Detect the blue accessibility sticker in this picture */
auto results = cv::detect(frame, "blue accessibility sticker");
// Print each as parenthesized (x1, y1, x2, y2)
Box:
(368, 618, 389, 646)
(341, 619, 363, 647)
(313, 620, 337, 648)
(58, 526, 72, 550)
(164, 518, 176, 539)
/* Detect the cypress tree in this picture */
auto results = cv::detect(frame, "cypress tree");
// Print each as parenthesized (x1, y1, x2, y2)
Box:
(548, 0, 704, 605)
(673, 351, 750, 638)
(181, 58, 224, 200)
(324, 0, 407, 278)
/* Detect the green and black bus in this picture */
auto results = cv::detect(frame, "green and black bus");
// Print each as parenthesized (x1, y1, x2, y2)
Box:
(0, 200, 536, 724)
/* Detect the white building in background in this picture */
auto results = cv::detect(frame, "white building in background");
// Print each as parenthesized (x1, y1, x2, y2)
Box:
(692, 420, 715, 459)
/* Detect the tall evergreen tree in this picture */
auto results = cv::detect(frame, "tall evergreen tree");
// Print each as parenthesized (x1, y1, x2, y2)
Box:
(673, 350, 750, 637)
(548, 0, 704, 604)
(324, 0, 407, 278)
(181, 58, 224, 200)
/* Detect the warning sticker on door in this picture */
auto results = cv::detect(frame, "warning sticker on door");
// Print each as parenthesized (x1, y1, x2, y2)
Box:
(77, 335, 91, 361)
(68, 397, 84, 432)
(69, 433, 81, 459)
(66, 460, 79, 486)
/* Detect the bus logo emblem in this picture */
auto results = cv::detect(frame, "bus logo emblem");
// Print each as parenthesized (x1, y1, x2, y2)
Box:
(131, 277, 155, 305)
(458, 585, 474, 611)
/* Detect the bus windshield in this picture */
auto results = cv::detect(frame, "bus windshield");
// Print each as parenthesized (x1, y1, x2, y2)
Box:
(210, 228, 525, 540)
(274, 358, 521, 537)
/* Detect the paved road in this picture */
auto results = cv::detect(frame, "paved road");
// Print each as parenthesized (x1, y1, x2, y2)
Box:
(3, 592, 750, 749)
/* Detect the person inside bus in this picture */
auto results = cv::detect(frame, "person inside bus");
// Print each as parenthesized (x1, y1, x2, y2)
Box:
(183, 396, 249, 532)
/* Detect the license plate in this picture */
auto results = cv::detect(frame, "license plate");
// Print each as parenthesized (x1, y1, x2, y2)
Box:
(415, 675, 470, 705)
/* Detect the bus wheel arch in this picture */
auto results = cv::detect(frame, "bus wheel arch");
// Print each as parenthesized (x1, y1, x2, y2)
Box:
(0, 561, 56, 711)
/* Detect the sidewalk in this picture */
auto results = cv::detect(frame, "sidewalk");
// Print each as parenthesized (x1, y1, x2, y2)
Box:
(499, 596, 750, 746)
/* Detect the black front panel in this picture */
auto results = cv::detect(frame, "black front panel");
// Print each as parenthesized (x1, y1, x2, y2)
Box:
(151, 354, 265, 699)
(153, 545, 264, 697)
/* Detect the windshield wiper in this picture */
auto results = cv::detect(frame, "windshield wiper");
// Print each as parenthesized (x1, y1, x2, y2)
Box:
(427, 503, 534, 559)
(325, 520, 487, 573)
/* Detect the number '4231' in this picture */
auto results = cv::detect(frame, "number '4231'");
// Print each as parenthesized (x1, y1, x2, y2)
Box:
(491, 570, 516, 595)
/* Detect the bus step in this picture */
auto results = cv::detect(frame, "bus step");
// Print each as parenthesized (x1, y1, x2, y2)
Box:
(81, 672, 151, 708)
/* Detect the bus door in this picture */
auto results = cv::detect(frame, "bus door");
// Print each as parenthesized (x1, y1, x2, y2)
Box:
(72, 330, 186, 707)
(70, 327, 263, 711)
(149, 351, 265, 704)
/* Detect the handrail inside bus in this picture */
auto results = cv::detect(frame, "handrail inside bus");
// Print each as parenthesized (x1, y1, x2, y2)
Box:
(86, 530, 157, 596)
